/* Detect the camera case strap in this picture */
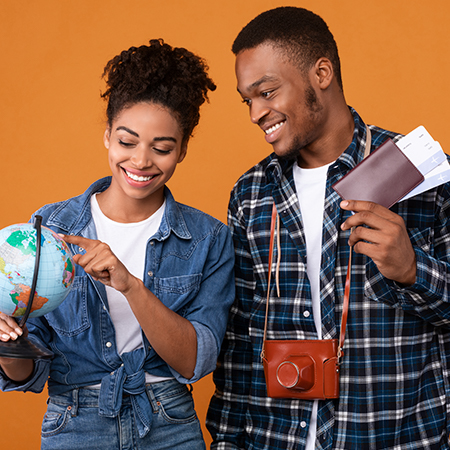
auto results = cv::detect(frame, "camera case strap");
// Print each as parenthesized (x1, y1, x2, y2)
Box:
(261, 126, 372, 399)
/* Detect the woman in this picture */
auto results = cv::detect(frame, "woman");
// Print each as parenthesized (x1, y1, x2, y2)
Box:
(0, 39, 234, 450)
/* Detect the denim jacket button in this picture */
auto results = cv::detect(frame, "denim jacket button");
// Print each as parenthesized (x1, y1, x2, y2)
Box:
(148, 271, 153, 277)
(106, 342, 112, 348)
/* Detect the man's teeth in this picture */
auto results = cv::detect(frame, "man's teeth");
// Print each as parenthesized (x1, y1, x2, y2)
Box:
(125, 170, 153, 182)
(265, 121, 285, 135)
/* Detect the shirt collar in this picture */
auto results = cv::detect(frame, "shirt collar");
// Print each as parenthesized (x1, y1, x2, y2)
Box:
(45, 178, 191, 241)
(155, 186, 191, 241)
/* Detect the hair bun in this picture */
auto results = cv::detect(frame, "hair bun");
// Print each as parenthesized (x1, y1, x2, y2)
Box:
(102, 39, 216, 141)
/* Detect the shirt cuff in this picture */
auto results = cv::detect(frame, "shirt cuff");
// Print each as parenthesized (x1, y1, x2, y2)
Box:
(0, 358, 50, 393)
(168, 321, 218, 384)
(390, 247, 445, 304)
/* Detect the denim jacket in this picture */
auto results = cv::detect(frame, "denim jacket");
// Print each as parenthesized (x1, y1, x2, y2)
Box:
(0, 177, 235, 437)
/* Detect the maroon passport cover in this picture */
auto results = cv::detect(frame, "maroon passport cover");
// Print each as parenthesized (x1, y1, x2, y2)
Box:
(332, 138, 424, 209)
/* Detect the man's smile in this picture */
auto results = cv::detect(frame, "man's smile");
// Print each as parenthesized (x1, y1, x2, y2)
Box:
(264, 120, 285, 135)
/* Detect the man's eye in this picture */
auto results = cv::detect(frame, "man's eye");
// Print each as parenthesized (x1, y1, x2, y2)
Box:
(241, 98, 251, 106)
(261, 91, 272, 98)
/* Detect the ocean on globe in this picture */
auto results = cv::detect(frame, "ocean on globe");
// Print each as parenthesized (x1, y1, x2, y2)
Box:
(0, 222, 75, 319)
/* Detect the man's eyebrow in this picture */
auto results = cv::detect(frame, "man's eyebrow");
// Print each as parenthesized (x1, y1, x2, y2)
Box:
(115, 127, 177, 143)
(237, 75, 278, 94)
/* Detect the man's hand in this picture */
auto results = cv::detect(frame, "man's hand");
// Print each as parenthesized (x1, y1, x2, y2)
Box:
(62, 235, 138, 294)
(340, 200, 416, 286)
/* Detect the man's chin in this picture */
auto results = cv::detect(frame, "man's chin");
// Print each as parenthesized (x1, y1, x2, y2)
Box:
(274, 145, 302, 162)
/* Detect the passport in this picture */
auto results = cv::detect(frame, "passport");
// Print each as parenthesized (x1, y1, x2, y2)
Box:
(332, 138, 424, 209)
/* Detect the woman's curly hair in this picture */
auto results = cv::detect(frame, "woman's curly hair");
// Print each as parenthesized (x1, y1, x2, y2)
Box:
(102, 39, 216, 143)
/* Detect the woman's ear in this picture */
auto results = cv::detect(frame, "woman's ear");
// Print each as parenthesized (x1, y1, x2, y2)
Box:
(178, 143, 188, 163)
(103, 128, 111, 149)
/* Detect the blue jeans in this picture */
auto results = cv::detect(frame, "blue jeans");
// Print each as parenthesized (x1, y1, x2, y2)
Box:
(41, 379, 206, 450)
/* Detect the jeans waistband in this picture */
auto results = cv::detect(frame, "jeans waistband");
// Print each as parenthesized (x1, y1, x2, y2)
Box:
(48, 378, 190, 416)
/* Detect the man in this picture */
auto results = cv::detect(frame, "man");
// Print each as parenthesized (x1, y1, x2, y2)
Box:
(207, 6, 450, 450)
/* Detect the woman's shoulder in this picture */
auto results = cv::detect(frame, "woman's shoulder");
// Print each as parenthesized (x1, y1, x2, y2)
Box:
(32, 177, 111, 231)
(175, 202, 227, 232)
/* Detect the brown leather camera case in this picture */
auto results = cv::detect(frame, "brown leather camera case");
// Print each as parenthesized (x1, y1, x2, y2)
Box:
(262, 339, 340, 399)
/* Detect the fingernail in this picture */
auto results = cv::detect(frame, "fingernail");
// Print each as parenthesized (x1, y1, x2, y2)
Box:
(341, 201, 349, 207)
(10, 332, 18, 340)
(15, 328, 23, 336)
(2, 334, 10, 340)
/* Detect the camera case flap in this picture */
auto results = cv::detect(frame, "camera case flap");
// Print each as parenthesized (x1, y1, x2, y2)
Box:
(262, 339, 339, 399)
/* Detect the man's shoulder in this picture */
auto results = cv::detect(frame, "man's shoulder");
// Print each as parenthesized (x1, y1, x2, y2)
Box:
(368, 124, 403, 146)
(231, 153, 276, 195)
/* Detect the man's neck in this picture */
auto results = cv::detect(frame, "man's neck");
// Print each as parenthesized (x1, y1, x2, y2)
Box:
(297, 103, 354, 169)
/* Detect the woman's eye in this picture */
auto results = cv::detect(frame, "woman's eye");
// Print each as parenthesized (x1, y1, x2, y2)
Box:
(261, 91, 272, 98)
(241, 98, 251, 106)
(119, 140, 134, 147)
(154, 148, 172, 155)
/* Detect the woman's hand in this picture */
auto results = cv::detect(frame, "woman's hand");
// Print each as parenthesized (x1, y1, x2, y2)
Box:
(0, 312, 25, 342)
(0, 313, 34, 381)
(61, 235, 138, 294)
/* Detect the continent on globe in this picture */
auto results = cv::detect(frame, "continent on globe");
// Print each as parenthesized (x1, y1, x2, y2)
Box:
(6, 229, 37, 255)
(9, 283, 49, 317)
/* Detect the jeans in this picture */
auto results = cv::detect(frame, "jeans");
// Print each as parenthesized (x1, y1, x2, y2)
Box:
(41, 379, 206, 450)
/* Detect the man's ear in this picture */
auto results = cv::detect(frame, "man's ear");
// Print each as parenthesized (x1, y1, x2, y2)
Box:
(314, 57, 334, 90)
(103, 128, 111, 149)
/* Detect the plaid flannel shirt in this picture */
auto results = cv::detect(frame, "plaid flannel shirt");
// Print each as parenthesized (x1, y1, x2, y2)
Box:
(207, 109, 450, 450)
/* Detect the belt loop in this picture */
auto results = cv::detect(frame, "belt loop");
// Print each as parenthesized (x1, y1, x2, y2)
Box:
(145, 384, 159, 413)
(70, 388, 79, 417)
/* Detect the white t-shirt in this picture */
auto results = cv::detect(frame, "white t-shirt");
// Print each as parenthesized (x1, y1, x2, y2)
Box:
(293, 162, 331, 449)
(91, 194, 171, 383)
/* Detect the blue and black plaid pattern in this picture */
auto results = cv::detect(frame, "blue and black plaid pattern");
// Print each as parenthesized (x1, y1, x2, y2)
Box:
(207, 109, 450, 449)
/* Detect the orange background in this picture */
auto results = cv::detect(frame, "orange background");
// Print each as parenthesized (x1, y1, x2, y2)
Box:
(1, 0, 449, 447)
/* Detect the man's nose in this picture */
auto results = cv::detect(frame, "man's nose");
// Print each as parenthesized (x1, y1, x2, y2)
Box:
(250, 101, 270, 125)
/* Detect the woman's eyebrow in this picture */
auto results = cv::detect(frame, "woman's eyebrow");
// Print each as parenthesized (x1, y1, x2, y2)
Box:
(154, 136, 177, 143)
(116, 126, 139, 137)
(115, 127, 177, 143)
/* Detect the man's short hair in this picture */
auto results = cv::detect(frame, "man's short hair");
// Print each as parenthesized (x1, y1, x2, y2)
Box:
(232, 6, 343, 90)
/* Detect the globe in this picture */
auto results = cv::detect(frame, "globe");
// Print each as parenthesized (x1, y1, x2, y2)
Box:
(0, 222, 75, 319)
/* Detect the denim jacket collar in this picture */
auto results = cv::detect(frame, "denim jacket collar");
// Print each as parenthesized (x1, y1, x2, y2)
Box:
(45, 176, 192, 243)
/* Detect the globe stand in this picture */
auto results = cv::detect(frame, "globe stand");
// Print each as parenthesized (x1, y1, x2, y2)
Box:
(0, 215, 53, 359)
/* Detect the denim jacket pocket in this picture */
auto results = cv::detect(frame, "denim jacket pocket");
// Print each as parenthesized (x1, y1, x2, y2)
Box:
(46, 276, 90, 336)
(153, 274, 202, 313)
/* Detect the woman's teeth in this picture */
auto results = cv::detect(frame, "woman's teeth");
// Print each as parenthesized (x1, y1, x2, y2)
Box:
(125, 170, 153, 182)
(265, 121, 285, 135)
